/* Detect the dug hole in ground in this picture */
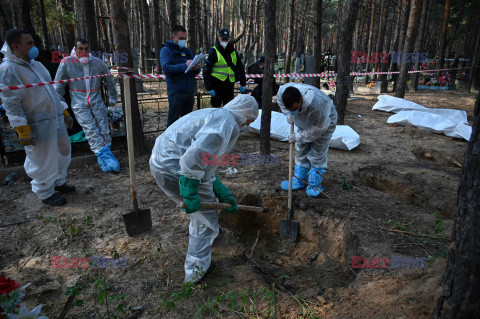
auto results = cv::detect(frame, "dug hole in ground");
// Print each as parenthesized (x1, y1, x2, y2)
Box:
(0, 90, 475, 318)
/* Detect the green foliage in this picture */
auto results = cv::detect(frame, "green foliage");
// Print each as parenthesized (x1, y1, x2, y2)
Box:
(66, 218, 78, 236)
(84, 216, 93, 227)
(341, 174, 352, 191)
(387, 219, 406, 231)
(432, 213, 444, 235)
(29, 0, 77, 41)
(91, 277, 126, 319)
(158, 281, 196, 311)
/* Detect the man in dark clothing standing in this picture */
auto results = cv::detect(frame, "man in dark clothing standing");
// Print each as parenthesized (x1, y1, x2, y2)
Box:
(160, 25, 200, 127)
(203, 29, 247, 108)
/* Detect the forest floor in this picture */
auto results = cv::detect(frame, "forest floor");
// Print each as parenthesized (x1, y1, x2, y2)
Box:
(0, 88, 476, 318)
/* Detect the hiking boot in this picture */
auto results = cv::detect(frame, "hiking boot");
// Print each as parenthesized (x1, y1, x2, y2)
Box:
(54, 183, 76, 194)
(42, 192, 67, 206)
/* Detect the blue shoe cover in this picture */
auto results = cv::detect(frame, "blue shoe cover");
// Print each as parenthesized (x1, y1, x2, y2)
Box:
(104, 145, 120, 172)
(96, 145, 120, 172)
(281, 165, 309, 190)
(306, 167, 326, 197)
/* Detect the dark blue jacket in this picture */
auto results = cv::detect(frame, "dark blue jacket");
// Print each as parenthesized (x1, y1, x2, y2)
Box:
(160, 40, 200, 93)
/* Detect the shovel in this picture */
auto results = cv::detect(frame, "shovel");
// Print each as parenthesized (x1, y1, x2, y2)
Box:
(279, 122, 299, 240)
(180, 202, 271, 215)
(122, 77, 152, 237)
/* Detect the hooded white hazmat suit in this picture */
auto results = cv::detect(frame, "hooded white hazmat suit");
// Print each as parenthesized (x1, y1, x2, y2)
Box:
(54, 48, 118, 154)
(277, 83, 337, 169)
(0, 42, 71, 199)
(149, 94, 259, 283)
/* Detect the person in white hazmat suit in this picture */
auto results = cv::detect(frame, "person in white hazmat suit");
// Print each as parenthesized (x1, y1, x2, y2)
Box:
(54, 38, 120, 173)
(149, 94, 259, 283)
(0, 29, 75, 206)
(277, 83, 337, 197)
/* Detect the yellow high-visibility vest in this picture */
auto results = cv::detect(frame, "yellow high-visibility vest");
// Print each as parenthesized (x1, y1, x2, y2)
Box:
(211, 46, 237, 82)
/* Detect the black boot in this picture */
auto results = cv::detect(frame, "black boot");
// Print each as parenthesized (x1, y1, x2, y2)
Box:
(54, 183, 76, 194)
(42, 192, 67, 206)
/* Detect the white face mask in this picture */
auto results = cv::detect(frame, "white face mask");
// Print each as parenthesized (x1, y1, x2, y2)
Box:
(220, 41, 228, 49)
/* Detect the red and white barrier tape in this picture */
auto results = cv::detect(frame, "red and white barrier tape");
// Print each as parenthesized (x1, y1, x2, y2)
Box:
(0, 67, 469, 93)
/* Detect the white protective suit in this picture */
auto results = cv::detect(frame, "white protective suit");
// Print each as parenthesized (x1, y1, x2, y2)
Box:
(149, 94, 259, 283)
(54, 49, 117, 153)
(277, 83, 338, 168)
(0, 42, 71, 199)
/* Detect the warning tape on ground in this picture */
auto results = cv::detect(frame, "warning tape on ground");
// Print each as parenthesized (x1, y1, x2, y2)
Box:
(0, 67, 469, 93)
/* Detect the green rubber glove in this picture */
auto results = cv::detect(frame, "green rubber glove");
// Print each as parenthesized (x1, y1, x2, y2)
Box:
(212, 175, 238, 214)
(179, 175, 201, 214)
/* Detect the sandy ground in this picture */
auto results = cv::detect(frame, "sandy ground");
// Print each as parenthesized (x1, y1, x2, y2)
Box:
(0, 89, 475, 318)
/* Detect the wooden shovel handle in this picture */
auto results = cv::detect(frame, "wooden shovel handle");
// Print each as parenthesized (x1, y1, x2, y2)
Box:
(288, 123, 294, 212)
(180, 202, 265, 213)
(124, 77, 136, 201)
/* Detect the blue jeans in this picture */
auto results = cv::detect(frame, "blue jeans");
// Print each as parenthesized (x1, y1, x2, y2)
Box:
(166, 91, 195, 127)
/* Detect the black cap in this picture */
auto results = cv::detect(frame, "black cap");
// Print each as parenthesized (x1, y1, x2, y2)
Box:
(257, 56, 265, 63)
(218, 29, 232, 38)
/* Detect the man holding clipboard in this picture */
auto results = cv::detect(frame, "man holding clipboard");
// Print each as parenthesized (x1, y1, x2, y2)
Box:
(160, 25, 201, 127)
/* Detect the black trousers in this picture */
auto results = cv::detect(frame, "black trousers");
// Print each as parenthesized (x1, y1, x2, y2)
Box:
(210, 78, 235, 108)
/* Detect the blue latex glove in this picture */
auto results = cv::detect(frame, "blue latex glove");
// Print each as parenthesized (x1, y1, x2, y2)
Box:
(240, 86, 246, 93)
(208, 90, 216, 97)
(96, 145, 120, 173)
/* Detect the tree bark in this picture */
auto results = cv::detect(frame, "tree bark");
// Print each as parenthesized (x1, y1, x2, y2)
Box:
(202, 0, 209, 51)
(153, 0, 163, 73)
(432, 92, 480, 318)
(20, 0, 35, 35)
(446, 0, 465, 58)
(395, 0, 421, 98)
(168, 0, 177, 28)
(365, 0, 376, 81)
(260, 0, 276, 156)
(335, 0, 361, 125)
(109, 0, 147, 156)
(296, 0, 309, 57)
(285, 0, 295, 81)
(412, 0, 429, 91)
(468, 29, 480, 92)
(312, 0, 323, 88)
(231, 0, 245, 44)
(39, 0, 50, 49)
(140, 0, 153, 67)
(392, 0, 410, 92)
(437, 0, 451, 71)
(186, 0, 197, 53)
(74, 0, 99, 50)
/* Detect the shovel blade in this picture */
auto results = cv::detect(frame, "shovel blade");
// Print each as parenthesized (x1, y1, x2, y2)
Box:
(122, 208, 152, 237)
(279, 218, 299, 240)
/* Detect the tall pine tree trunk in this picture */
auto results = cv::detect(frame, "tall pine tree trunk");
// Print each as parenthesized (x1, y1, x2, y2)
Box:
(140, 0, 153, 68)
(109, 0, 146, 155)
(433, 92, 480, 318)
(153, 0, 163, 73)
(412, 0, 430, 91)
(335, 0, 361, 125)
(168, 0, 177, 28)
(285, 0, 295, 81)
(437, 0, 451, 72)
(312, 0, 323, 88)
(260, 0, 276, 156)
(39, 0, 50, 49)
(187, 0, 197, 53)
(395, 0, 420, 98)
(20, 0, 35, 35)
